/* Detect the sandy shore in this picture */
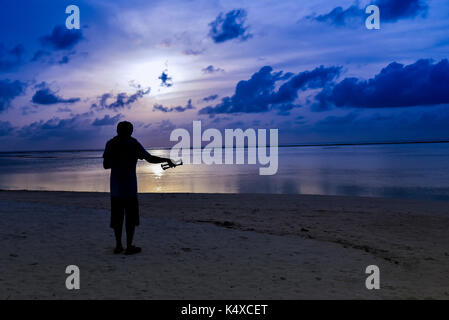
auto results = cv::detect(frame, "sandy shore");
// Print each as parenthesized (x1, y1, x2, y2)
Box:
(0, 190, 448, 299)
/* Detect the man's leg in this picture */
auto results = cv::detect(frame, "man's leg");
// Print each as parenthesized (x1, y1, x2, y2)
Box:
(124, 197, 141, 255)
(125, 223, 135, 248)
(111, 197, 125, 254)
(114, 226, 123, 250)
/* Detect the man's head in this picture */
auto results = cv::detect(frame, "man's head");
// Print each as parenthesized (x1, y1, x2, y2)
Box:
(117, 121, 133, 137)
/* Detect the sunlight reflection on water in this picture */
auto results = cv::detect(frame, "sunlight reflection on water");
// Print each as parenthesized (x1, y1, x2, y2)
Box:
(1, 144, 449, 201)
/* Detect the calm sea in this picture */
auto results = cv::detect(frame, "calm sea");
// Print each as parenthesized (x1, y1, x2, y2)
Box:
(1, 143, 449, 201)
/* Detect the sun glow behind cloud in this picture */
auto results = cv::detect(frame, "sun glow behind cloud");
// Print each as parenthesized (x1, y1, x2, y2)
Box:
(1, 0, 449, 151)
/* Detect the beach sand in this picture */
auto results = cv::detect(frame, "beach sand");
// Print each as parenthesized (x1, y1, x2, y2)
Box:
(0, 190, 448, 299)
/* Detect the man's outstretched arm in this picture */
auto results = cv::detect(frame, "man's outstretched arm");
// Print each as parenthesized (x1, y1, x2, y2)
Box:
(138, 143, 176, 167)
(144, 153, 176, 166)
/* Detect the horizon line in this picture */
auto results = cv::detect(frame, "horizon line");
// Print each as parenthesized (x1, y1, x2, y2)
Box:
(1, 139, 448, 154)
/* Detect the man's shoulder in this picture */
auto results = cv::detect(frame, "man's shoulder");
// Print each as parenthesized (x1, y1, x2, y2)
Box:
(106, 136, 119, 144)
(105, 136, 142, 148)
(129, 137, 144, 147)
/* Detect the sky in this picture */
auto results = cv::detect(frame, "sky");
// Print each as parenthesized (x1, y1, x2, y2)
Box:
(0, 0, 449, 151)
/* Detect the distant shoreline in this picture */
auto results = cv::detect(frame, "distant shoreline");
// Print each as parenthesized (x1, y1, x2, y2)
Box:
(1, 139, 448, 154)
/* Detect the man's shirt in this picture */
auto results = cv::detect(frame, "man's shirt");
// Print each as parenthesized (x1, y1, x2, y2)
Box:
(103, 136, 151, 198)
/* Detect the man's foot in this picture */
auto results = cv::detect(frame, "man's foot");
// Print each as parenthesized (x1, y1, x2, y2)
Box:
(114, 246, 124, 254)
(125, 245, 141, 255)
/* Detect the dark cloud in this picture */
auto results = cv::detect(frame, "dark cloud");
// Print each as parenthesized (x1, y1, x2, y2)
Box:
(0, 79, 27, 112)
(376, 0, 428, 21)
(203, 94, 219, 102)
(58, 56, 70, 64)
(17, 112, 93, 140)
(210, 116, 231, 124)
(31, 51, 75, 66)
(0, 43, 25, 72)
(316, 59, 449, 110)
(316, 112, 359, 127)
(202, 65, 224, 74)
(31, 82, 80, 105)
(312, 5, 361, 26)
(40, 25, 83, 50)
(209, 9, 252, 43)
(32, 47, 77, 66)
(199, 65, 340, 116)
(91, 87, 151, 111)
(312, 108, 449, 142)
(153, 99, 195, 113)
(158, 71, 173, 87)
(92, 114, 123, 126)
(5, 112, 123, 150)
(312, 0, 428, 26)
(31, 50, 51, 62)
(0, 121, 14, 136)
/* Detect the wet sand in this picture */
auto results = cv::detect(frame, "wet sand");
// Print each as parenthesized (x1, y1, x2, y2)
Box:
(0, 190, 448, 299)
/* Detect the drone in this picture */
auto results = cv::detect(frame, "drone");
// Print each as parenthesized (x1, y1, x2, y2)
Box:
(161, 160, 183, 170)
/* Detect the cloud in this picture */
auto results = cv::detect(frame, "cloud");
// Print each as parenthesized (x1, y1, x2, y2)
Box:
(202, 65, 224, 74)
(155, 119, 176, 132)
(57, 106, 72, 113)
(158, 71, 173, 87)
(92, 114, 123, 126)
(376, 0, 428, 21)
(312, 5, 361, 26)
(17, 112, 93, 140)
(311, 107, 449, 142)
(91, 86, 151, 111)
(316, 59, 449, 110)
(199, 65, 340, 116)
(21, 105, 39, 115)
(0, 79, 27, 112)
(203, 94, 219, 102)
(312, 0, 428, 26)
(153, 99, 195, 113)
(208, 9, 252, 43)
(316, 112, 359, 127)
(58, 56, 70, 64)
(31, 82, 80, 105)
(5, 111, 128, 150)
(0, 121, 14, 136)
(40, 25, 83, 50)
(183, 48, 205, 56)
(0, 43, 25, 72)
(31, 50, 76, 66)
(31, 50, 51, 62)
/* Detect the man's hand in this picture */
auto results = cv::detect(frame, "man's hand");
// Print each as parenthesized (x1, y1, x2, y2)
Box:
(161, 159, 182, 170)
(167, 159, 177, 168)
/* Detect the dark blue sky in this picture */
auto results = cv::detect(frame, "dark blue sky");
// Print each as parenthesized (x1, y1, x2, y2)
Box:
(1, 0, 448, 151)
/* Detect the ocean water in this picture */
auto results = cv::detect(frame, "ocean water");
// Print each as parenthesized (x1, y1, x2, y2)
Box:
(1, 143, 449, 201)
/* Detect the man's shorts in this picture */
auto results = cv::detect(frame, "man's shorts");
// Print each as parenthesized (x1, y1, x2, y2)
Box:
(110, 196, 140, 229)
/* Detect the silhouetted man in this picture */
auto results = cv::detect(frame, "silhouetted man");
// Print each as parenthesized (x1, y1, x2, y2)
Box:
(103, 121, 175, 255)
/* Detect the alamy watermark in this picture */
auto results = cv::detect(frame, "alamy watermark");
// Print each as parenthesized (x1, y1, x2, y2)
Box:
(65, 265, 80, 290)
(365, 5, 380, 30)
(365, 265, 380, 290)
(65, 5, 80, 30)
(169, 121, 278, 176)
(64, 4, 380, 31)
